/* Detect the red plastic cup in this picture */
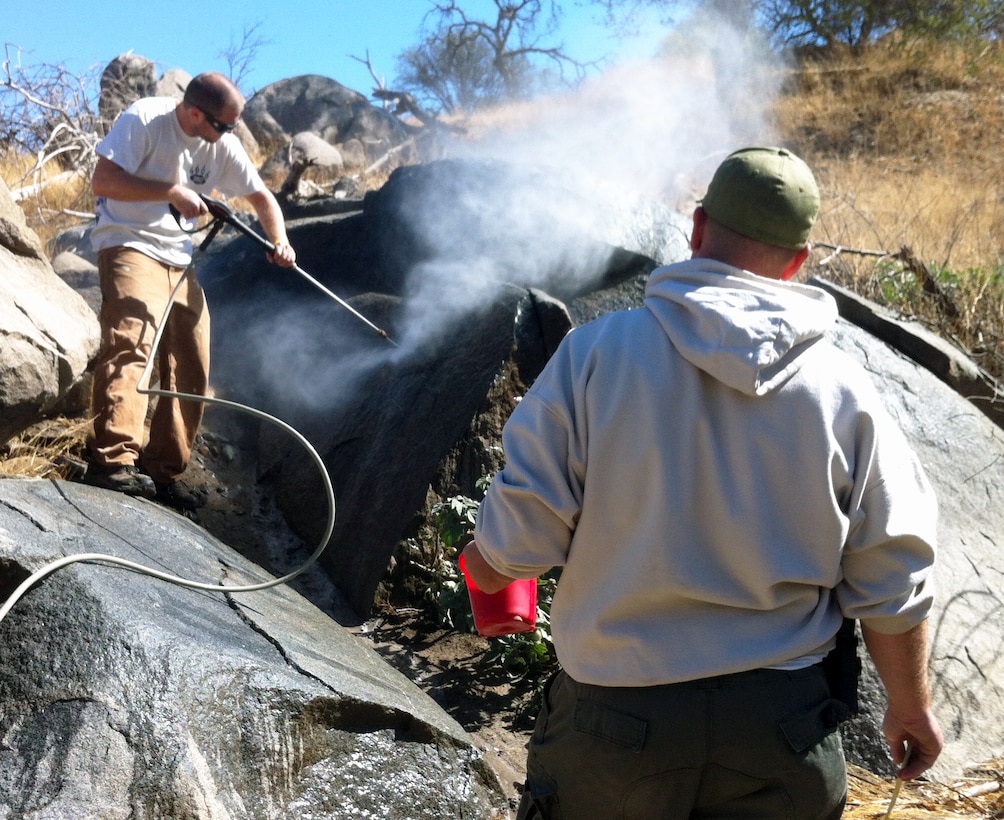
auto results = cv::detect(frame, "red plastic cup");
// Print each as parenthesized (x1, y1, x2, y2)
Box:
(459, 553, 537, 637)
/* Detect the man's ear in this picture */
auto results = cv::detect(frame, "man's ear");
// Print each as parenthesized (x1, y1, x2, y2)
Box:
(780, 245, 811, 281)
(690, 206, 708, 253)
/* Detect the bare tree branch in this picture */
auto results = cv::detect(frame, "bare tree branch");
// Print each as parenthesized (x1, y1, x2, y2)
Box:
(218, 21, 271, 93)
(1, 44, 101, 235)
(350, 50, 389, 105)
(397, 0, 593, 112)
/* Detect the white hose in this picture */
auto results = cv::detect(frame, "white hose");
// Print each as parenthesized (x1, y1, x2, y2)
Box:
(0, 263, 337, 626)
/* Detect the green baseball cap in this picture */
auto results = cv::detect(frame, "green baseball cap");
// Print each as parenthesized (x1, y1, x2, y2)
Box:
(701, 147, 820, 249)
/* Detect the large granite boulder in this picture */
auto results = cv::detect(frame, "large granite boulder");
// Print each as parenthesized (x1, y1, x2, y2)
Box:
(98, 53, 159, 127)
(0, 177, 98, 445)
(0, 478, 506, 818)
(810, 285, 1004, 782)
(197, 158, 684, 617)
(242, 75, 415, 166)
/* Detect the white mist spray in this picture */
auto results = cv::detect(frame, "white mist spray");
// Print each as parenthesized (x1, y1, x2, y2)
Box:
(232, 10, 785, 414)
(392, 9, 784, 350)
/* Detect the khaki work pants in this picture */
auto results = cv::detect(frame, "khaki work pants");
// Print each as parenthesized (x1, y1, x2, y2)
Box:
(90, 247, 209, 484)
(517, 666, 848, 820)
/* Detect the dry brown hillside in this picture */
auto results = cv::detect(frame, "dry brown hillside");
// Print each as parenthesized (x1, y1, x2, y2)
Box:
(775, 38, 1004, 390)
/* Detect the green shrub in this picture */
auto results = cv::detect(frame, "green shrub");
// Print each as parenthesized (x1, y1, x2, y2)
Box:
(423, 480, 560, 684)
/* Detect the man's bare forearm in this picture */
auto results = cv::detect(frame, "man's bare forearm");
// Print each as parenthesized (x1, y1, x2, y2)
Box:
(92, 157, 205, 218)
(861, 620, 943, 779)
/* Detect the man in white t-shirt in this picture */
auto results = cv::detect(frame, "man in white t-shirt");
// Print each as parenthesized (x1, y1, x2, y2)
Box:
(88, 72, 296, 509)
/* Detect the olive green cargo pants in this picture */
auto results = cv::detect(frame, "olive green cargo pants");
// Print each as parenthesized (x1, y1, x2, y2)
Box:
(516, 665, 847, 820)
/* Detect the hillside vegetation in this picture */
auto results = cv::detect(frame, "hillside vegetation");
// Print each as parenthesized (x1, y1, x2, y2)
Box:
(5, 39, 1003, 394)
(775, 38, 1004, 387)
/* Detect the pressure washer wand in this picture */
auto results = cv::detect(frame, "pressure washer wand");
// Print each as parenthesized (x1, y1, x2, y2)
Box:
(192, 195, 398, 347)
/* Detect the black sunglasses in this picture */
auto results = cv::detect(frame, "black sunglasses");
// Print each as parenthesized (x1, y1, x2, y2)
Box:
(196, 106, 239, 134)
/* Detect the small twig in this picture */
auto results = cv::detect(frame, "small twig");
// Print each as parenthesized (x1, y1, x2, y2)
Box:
(349, 50, 387, 100)
(961, 780, 1001, 799)
(884, 743, 913, 817)
(815, 241, 890, 259)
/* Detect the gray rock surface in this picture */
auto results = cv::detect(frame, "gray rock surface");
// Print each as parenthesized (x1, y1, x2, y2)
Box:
(0, 478, 506, 818)
(242, 75, 414, 165)
(50, 250, 100, 314)
(0, 177, 98, 445)
(825, 314, 1004, 782)
(99, 53, 158, 128)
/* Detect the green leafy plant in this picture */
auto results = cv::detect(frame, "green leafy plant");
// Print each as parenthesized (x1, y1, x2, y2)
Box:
(425, 491, 482, 632)
(423, 479, 560, 685)
(432, 492, 481, 550)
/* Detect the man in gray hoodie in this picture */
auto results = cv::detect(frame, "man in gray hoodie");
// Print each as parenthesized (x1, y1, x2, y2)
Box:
(462, 146, 943, 819)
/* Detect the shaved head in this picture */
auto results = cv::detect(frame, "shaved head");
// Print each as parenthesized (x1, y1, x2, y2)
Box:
(183, 72, 244, 116)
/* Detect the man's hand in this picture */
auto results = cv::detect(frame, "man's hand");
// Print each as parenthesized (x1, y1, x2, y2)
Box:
(267, 241, 297, 268)
(461, 541, 518, 594)
(167, 185, 208, 220)
(247, 189, 296, 268)
(882, 707, 943, 781)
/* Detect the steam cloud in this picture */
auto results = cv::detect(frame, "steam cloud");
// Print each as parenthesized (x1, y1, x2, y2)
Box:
(392, 11, 784, 350)
(224, 12, 785, 418)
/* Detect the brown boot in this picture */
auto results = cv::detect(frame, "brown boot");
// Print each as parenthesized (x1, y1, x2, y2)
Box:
(86, 465, 156, 499)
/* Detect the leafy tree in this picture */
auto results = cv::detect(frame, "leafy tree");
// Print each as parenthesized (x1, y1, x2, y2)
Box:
(396, 0, 591, 112)
(589, 0, 1004, 48)
(754, 0, 1001, 47)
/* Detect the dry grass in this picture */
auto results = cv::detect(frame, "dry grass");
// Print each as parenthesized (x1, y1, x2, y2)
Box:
(1, 149, 94, 250)
(844, 760, 1004, 818)
(772, 39, 1004, 382)
(0, 416, 91, 479)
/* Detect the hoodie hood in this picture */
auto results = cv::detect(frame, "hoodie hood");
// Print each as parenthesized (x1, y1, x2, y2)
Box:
(644, 258, 838, 396)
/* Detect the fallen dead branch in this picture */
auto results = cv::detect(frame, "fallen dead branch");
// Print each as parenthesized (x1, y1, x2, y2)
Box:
(815, 242, 961, 318)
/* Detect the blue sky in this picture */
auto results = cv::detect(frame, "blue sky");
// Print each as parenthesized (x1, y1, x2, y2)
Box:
(4, 0, 668, 99)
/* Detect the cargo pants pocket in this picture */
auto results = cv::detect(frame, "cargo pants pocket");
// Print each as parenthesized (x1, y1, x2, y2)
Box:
(779, 697, 848, 754)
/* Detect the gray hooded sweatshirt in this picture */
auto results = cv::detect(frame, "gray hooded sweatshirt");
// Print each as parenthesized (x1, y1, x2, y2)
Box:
(475, 258, 937, 687)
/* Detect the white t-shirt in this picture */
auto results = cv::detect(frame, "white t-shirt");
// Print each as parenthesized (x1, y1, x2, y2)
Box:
(92, 97, 265, 267)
